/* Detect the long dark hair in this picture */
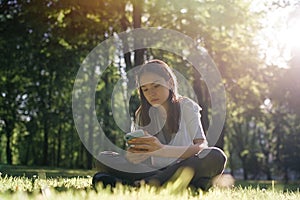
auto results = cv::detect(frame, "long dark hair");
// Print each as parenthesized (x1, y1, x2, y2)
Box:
(135, 59, 181, 134)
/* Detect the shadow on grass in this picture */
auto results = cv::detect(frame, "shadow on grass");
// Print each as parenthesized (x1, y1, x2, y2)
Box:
(0, 164, 96, 178)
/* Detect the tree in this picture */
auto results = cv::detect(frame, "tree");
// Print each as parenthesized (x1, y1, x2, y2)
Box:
(1, 0, 298, 175)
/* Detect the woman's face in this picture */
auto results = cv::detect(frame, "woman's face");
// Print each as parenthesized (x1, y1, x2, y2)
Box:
(139, 72, 170, 108)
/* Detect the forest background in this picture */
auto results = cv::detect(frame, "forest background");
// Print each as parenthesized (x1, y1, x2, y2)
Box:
(1, 0, 300, 182)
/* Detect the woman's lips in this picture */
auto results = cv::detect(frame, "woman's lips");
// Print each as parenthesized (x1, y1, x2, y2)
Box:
(151, 98, 159, 103)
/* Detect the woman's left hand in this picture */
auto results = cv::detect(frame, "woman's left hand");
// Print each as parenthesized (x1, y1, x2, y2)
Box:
(127, 134, 164, 153)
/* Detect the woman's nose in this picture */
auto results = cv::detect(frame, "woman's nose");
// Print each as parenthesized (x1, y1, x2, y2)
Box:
(149, 88, 156, 96)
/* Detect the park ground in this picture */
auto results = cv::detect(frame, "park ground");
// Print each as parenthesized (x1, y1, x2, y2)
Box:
(0, 165, 299, 200)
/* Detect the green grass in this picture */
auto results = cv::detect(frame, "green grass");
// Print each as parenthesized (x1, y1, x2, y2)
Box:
(0, 165, 299, 200)
(235, 180, 300, 192)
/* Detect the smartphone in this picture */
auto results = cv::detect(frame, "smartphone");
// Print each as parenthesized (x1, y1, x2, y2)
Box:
(124, 129, 144, 142)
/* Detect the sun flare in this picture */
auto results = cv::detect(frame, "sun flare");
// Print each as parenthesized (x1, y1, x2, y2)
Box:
(286, 23, 300, 49)
(280, 8, 300, 54)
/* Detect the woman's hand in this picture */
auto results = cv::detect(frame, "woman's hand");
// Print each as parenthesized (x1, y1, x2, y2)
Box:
(125, 151, 150, 164)
(125, 132, 164, 163)
(127, 134, 164, 153)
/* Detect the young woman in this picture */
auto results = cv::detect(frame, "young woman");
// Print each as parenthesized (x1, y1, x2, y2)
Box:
(93, 59, 227, 191)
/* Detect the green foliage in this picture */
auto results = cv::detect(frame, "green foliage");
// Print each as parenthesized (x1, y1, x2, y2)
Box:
(0, 0, 299, 181)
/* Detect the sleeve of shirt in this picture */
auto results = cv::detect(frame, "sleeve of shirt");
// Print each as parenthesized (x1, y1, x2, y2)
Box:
(181, 98, 206, 140)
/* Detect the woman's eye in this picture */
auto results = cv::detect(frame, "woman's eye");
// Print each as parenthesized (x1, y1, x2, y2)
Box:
(154, 84, 160, 88)
(142, 88, 148, 92)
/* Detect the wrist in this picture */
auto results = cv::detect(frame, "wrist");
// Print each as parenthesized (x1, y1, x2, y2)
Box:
(151, 144, 166, 156)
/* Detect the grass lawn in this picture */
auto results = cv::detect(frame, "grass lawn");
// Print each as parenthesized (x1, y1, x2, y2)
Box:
(0, 165, 299, 200)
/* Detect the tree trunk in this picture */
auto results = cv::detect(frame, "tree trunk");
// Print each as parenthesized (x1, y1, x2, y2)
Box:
(87, 67, 96, 169)
(132, 0, 145, 66)
(241, 157, 248, 180)
(5, 131, 12, 164)
(56, 124, 62, 167)
(43, 118, 49, 165)
(120, 3, 132, 70)
(4, 119, 13, 164)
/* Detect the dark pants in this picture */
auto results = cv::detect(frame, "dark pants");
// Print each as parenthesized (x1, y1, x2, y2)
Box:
(94, 147, 227, 191)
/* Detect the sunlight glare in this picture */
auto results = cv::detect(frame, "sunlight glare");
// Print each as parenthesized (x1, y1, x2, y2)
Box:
(281, 10, 300, 54)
